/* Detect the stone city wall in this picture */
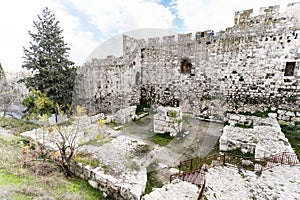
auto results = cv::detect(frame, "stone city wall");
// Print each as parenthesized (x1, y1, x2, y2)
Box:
(75, 3, 300, 123)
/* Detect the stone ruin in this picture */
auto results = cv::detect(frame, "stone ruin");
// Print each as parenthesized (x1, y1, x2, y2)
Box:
(153, 106, 182, 136)
(74, 2, 300, 126)
(220, 113, 294, 158)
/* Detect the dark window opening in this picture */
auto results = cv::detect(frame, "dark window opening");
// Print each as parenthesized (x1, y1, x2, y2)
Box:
(141, 48, 145, 59)
(135, 71, 141, 85)
(180, 58, 192, 74)
(284, 62, 296, 76)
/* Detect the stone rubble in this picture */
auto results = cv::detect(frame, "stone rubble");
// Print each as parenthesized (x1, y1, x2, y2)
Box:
(114, 106, 137, 124)
(220, 114, 294, 158)
(205, 165, 300, 200)
(142, 179, 200, 200)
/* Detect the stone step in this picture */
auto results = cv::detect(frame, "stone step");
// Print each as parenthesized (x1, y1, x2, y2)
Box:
(191, 172, 199, 184)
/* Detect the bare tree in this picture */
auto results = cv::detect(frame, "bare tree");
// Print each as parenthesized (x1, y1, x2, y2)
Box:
(54, 118, 80, 176)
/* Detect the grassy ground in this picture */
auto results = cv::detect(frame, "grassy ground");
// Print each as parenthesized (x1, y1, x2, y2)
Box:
(0, 117, 105, 199)
(0, 117, 39, 135)
(281, 123, 300, 157)
(144, 161, 163, 195)
(0, 168, 102, 200)
(152, 133, 174, 146)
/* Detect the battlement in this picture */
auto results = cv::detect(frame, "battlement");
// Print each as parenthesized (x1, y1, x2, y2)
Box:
(234, 5, 282, 26)
(234, 9, 253, 25)
(259, 5, 280, 15)
(120, 3, 300, 54)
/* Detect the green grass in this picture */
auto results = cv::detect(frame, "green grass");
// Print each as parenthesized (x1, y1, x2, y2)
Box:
(0, 168, 103, 199)
(144, 161, 163, 194)
(0, 128, 105, 199)
(239, 110, 270, 118)
(0, 117, 39, 135)
(73, 151, 101, 169)
(235, 123, 253, 129)
(152, 133, 174, 146)
(133, 117, 150, 126)
(0, 169, 33, 187)
(64, 178, 103, 200)
(226, 148, 254, 158)
(281, 124, 300, 157)
(208, 137, 220, 155)
(105, 121, 118, 127)
(179, 154, 220, 172)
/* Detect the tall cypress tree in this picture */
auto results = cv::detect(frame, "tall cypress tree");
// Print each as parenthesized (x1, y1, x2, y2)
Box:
(21, 7, 76, 111)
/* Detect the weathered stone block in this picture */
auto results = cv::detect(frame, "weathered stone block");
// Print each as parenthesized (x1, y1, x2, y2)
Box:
(153, 106, 182, 136)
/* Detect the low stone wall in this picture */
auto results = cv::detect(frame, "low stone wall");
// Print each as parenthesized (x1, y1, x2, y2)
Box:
(21, 114, 147, 200)
(114, 106, 137, 124)
(71, 162, 146, 200)
(277, 109, 300, 125)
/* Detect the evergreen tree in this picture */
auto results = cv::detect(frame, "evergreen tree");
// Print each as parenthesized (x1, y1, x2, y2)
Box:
(21, 7, 76, 112)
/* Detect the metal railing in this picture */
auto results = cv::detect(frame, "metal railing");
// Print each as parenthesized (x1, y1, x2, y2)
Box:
(223, 151, 299, 172)
(170, 152, 300, 200)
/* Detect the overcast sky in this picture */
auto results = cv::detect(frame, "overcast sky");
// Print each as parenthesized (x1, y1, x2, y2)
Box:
(1, 0, 299, 72)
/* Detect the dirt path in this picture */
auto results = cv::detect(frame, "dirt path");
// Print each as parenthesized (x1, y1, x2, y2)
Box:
(122, 116, 223, 167)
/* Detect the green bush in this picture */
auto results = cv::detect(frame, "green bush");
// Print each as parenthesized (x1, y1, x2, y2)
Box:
(167, 110, 177, 118)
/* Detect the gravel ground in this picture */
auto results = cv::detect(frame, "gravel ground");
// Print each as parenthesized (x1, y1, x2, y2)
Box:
(205, 165, 300, 200)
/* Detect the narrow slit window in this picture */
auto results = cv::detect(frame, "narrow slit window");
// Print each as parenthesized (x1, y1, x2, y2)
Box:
(284, 62, 296, 76)
(135, 71, 141, 85)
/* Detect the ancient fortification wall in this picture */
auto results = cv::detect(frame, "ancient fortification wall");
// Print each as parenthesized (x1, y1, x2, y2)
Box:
(74, 3, 300, 123)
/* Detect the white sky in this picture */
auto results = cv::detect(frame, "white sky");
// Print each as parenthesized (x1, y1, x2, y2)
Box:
(0, 0, 299, 72)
